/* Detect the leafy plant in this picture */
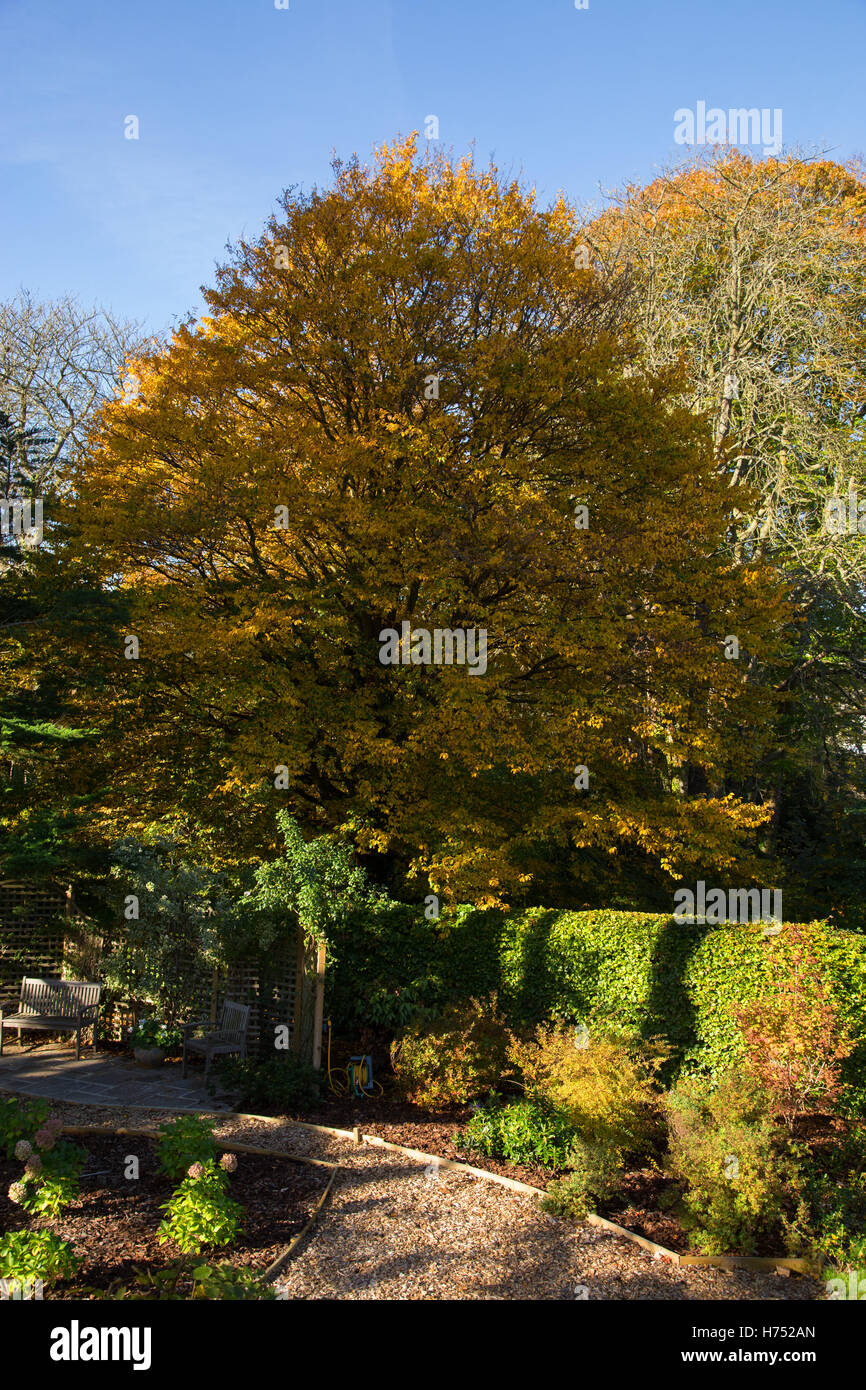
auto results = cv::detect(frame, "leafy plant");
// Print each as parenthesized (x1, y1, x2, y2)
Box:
(156, 1114, 217, 1182)
(456, 1096, 577, 1168)
(0, 1229, 79, 1283)
(735, 927, 856, 1128)
(103, 1259, 275, 1301)
(157, 1161, 243, 1255)
(541, 1139, 625, 1219)
(785, 1128, 866, 1273)
(511, 1020, 667, 1162)
(217, 1054, 319, 1114)
(664, 1070, 796, 1255)
(190, 1261, 275, 1300)
(391, 996, 512, 1108)
(129, 1017, 182, 1050)
(0, 1095, 49, 1159)
(13, 1137, 87, 1219)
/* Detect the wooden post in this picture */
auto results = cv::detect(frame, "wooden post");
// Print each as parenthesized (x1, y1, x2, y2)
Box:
(311, 943, 326, 1070)
(292, 928, 306, 1055)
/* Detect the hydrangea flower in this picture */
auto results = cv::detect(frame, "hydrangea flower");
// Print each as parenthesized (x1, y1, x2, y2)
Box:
(219, 1153, 237, 1173)
(13, 1139, 33, 1161)
(187, 1162, 205, 1180)
(24, 1156, 42, 1177)
(34, 1128, 55, 1151)
(7, 1181, 25, 1205)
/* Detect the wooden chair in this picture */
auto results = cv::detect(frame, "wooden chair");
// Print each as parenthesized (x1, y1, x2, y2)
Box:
(0, 977, 101, 1060)
(182, 1001, 250, 1080)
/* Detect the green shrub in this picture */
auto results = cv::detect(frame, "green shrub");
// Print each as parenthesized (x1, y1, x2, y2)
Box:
(511, 1020, 667, 1161)
(156, 1115, 217, 1182)
(217, 1054, 319, 1114)
(190, 1261, 275, 1300)
(12, 1137, 87, 1219)
(0, 1230, 79, 1283)
(664, 1071, 796, 1255)
(104, 1259, 276, 1301)
(157, 1161, 243, 1254)
(456, 1096, 577, 1168)
(541, 1139, 625, 1218)
(0, 1096, 49, 1158)
(786, 1129, 866, 1273)
(391, 996, 512, 1107)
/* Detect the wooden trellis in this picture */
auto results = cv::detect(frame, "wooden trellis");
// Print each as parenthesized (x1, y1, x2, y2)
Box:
(0, 881, 314, 1063)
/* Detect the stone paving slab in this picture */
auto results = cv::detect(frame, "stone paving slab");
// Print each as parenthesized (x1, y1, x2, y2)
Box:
(0, 1044, 230, 1111)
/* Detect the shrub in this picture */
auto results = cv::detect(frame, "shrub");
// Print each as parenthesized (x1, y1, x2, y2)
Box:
(217, 1054, 319, 1114)
(511, 1020, 667, 1161)
(16, 1138, 87, 1219)
(157, 1161, 243, 1254)
(156, 1115, 217, 1182)
(456, 1096, 577, 1168)
(190, 1261, 274, 1300)
(0, 1229, 79, 1283)
(104, 1259, 276, 1300)
(785, 1129, 866, 1273)
(735, 926, 856, 1128)
(0, 1096, 49, 1159)
(664, 1071, 796, 1255)
(391, 996, 512, 1107)
(541, 1139, 625, 1219)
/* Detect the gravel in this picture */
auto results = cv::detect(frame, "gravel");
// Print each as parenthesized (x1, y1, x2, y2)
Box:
(39, 1098, 826, 1302)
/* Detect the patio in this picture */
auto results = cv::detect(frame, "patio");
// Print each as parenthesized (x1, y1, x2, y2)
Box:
(0, 1042, 231, 1112)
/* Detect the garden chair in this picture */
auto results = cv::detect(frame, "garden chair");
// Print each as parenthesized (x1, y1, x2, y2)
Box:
(182, 1001, 250, 1080)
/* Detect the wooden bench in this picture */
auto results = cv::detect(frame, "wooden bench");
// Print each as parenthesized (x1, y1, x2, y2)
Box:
(182, 1001, 250, 1081)
(0, 977, 101, 1060)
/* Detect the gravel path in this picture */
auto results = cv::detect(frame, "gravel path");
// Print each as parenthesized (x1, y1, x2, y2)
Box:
(42, 1099, 824, 1302)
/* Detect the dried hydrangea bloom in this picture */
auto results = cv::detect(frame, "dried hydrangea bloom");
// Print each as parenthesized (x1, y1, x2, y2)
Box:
(187, 1162, 205, 1180)
(24, 1156, 43, 1177)
(7, 1181, 26, 1205)
(13, 1139, 33, 1161)
(34, 1128, 55, 1151)
(219, 1153, 237, 1173)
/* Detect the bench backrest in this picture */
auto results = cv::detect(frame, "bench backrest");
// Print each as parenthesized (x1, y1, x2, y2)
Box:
(218, 1000, 250, 1044)
(18, 977, 101, 1018)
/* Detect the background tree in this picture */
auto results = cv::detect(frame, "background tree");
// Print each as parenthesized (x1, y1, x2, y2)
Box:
(587, 152, 866, 924)
(0, 291, 144, 495)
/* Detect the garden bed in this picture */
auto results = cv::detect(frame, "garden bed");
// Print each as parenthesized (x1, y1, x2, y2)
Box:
(0, 1131, 331, 1297)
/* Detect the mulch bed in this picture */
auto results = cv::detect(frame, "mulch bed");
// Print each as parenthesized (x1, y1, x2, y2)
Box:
(0, 1134, 330, 1298)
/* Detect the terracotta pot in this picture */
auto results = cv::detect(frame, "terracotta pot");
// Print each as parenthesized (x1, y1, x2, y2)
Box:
(133, 1046, 166, 1067)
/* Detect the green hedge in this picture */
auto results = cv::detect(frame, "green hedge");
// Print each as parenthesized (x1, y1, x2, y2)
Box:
(329, 904, 866, 1082)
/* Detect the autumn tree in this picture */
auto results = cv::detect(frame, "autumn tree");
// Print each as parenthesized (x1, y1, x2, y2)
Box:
(587, 152, 866, 922)
(65, 138, 786, 903)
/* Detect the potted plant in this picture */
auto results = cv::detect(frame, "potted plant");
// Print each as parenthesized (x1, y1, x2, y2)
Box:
(129, 1018, 181, 1067)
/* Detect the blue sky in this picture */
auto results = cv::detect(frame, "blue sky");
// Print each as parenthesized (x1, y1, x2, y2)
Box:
(1, 0, 863, 336)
